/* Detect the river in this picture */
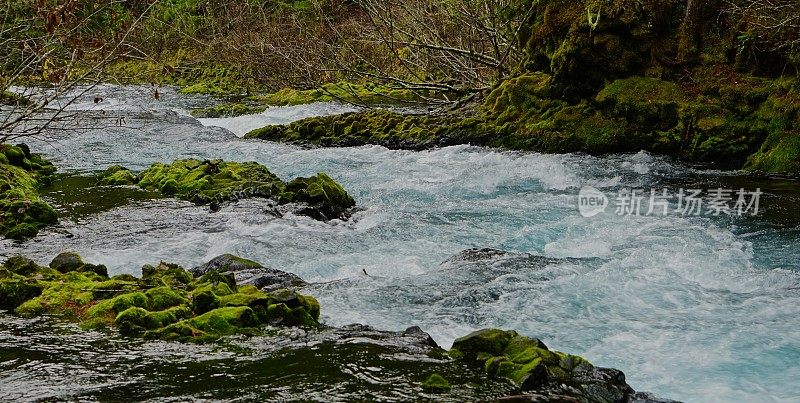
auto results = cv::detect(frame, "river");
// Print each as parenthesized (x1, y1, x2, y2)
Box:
(1, 85, 799, 402)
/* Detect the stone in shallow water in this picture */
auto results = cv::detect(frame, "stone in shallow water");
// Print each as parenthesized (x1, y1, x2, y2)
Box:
(191, 254, 306, 291)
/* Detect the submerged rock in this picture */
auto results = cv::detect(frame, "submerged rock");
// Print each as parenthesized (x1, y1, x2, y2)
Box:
(191, 254, 306, 291)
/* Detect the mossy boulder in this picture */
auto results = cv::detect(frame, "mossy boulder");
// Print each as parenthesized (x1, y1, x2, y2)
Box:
(449, 329, 632, 400)
(99, 159, 357, 221)
(97, 165, 137, 186)
(0, 144, 58, 240)
(281, 173, 356, 220)
(0, 254, 321, 342)
(136, 159, 285, 205)
(420, 373, 451, 393)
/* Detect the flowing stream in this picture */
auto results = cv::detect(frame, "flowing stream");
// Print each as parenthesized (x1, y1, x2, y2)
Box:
(1, 85, 799, 402)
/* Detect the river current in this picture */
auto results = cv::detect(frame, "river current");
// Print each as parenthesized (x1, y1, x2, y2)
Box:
(1, 85, 799, 402)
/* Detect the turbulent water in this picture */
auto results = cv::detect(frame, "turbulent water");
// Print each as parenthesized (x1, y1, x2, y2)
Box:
(1, 85, 799, 402)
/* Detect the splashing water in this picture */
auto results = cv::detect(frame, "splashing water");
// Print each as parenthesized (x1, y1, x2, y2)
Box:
(1, 86, 799, 402)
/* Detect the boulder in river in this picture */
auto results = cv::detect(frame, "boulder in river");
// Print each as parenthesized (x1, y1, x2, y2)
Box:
(191, 254, 306, 291)
(0, 253, 321, 342)
(96, 159, 357, 221)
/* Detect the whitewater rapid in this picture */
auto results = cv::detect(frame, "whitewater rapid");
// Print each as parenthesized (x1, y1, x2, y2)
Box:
(2, 85, 798, 402)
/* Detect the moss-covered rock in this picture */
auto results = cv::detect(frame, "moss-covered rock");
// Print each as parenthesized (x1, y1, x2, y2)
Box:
(97, 165, 137, 186)
(0, 144, 58, 240)
(244, 109, 466, 150)
(281, 173, 356, 220)
(98, 159, 357, 220)
(0, 254, 321, 342)
(420, 373, 451, 393)
(136, 159, 285, 205)
(449, 329, 632, 400)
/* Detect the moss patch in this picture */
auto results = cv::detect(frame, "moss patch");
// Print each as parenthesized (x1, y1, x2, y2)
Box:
(449, 329, 595, 391)
(190, 102, 265, 118)
(0, 254, 321, 342)
(98, 159, 356, 220)
(421, 373, 452, 393)
(0, 144, 58, 240)
(259, 82, 440, 106)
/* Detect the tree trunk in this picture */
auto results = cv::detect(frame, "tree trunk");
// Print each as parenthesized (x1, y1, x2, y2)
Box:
(677, 0, 702, 62)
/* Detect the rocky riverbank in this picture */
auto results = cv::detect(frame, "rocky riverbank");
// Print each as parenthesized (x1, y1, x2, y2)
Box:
(0, 252, 674, 402)
(243, 0, 800, 175)
(0, 144, 58, 240)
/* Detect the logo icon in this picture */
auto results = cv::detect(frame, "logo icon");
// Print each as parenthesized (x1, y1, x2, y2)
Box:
(578, 186, 608, 217)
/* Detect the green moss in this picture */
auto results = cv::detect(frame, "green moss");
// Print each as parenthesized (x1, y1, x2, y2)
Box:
(136, 159, 285, 205)
(244, 109, 454, 149)
(596, 77, 689, 129)
(190, 102, 264, 118)
(259, 81, 440, 106)
(0, 145, 58, 241)
(745, 131, 800, 174)
(282, 173, 355, 220)
(14, 272, 97, 318)
(420, 373, 451, 393)
(107, 158, 356, 220)
(115, 306, 192, 335)
(0, 279, 43, 310)
(97, 165, 137, 186)
(142, 262, 194, 286)
(145, 286, 188, 311)
(449, 328, 595, 391)
(0, 253, 322, 342)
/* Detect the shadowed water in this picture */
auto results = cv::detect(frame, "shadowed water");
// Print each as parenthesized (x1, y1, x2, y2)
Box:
(1, 85, 799, 402)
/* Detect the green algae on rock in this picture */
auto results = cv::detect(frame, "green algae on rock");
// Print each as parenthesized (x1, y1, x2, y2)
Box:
(420, 373, 451, 393)
(0, 253, 321, 342)
(449, 328, 635, 401)
(135, 159, 285, 205)
(0, 144, 58, 240)
(244, 109, 463, 150)
(98, 159, 356, 220)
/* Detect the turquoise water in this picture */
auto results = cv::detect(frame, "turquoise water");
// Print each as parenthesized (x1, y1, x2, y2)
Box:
(2, 85, 799, 402)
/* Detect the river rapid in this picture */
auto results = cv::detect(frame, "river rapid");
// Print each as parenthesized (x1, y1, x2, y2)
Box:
(1, 85, 799, 402)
